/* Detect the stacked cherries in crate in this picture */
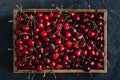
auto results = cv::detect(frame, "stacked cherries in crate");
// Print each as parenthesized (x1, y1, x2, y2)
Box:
(15, 10, 105, 72)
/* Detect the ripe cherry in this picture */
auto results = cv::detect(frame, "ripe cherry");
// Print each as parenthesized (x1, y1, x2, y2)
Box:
(28, 39, 34, 46)
(50, 61, 56, 67)
(79, 24, 85, 29)
(40, 30, 47, 37)
(59, 45, 65, 52)
(55, 38, 62, 45)
(15, 17, 23, 22)
(96, 62, 102, 69)
(15, 39, 23, 45)
(81, 49, 88, 57)
(37, 23, 44, 29)
(76, 33, 83, 40)
(49, 12, 54, 18)
(37, 12, 43, 18)
(44, 15, 49, 21)
(65, 31, 71, 38)
(66, 40, 72, 48)
(79, 41, 86, 47)
(75, 49, 81, 57)
(88, 30, 96, 38)
(64, 22, 70, 30)
(52, 52, 59, 60)
(37, 65, 43, 71)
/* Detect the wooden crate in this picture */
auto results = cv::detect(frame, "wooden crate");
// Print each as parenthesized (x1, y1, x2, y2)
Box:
(13, 9, 107, 73)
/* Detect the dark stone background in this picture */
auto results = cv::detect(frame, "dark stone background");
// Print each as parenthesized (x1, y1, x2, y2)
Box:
(0, 0, 120, 80)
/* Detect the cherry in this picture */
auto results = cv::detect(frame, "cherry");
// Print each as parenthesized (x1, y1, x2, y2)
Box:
(83, 12, 88, 17)
(70, 54, 76, 60)
(75, 14, 80, 21)
(74, 49, 81, 57)
(79, 41, 86, 47)
(54, 12, 60, 18)
(23, 35, 29, 40)
(45, 58, 51, 64)
(89, 61, 95, 67)
(89, 13, 95, 19)
(15, 60, 22, 67)
(59, 17, 65, 23)
(88, 40, 94, 45)
(28, 47, 33, 52)
(96, 14, 103, 20)
(34, 34, 39, 39)
(22, 44, 28, 49)
(22, 13, 29, 18)
(15, 39, 23, 45)
(35, 40, 42, 45)
(44, 15, 49, 21)
(17, 45, 24, 51)
(15, 29, 21, 35)
(49, 44, 56, 50)
(38, 47, 44, 53)
(85, 66, 91, 71)
(59, 45, 65, 52)
(28, 39, 34, 46)
(74, 64, 79, 69)
(37, 54, 42, 59)
(73, 42, 79, 49)
(69, 11, 75, 16)
(49, 33, 56, 39)
(88, 30, 96, 38)
(43, 37, 50, 43)
(50, 61, 56, 67)
(64, 22, 70, 30)
(56, 23, 62, 30)
(71, 37, 77, 42)
(65, 40, 72, 48)
(22, 49, 29, 55)
(15, 17, 23, 22)
(37, 23, 44, 29)
(83, 28, 88, 33)
(79, 24, 85, 29)
(63, 54, 69, 61)
(75, 58, 81, 63)
(56, 64, 63, 69)
(52, 52, 59, 60)
(37, 12, 43, 18)
(55, 38, 62, 45)
(76, 33, 83, 40)
(81, 49, 88, 57)
(65, 31, 71, 38)
(40, 30, 47, 37)
(96, 62, 102, 69)
(49, 12, 54, 18)
(89, 50, 96, 57)
(37, 65, 43, 71)
(97, 21, 103, 27)
(21, 25, 30, 31)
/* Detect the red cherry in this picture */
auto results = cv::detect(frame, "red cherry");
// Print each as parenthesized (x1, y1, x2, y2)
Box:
(89, 13, 95, 19)
(28, 39, 34, 46)
(63, 54, 69, 61)
(75, 49, 81, 57)
(45, 58, 51, 64)
(85, 66, 91, 71)
(96, 62, 102, 69)
(97, 21, 104, 27)
(59, 17, 65, 23)
(52, 52, 59, 60)
(38, 47, 44, 53)
(15, 61, 22, 67)
(37, 12, 43, 18)
(89, 50, 96, 56)
(88, 30, 96, 38)
(79, 41, 86, 47)
(50, 61, 56, 67)
(65, 31, 71, 38)
(89, 61, 95, 67)
(75, 14, 80, 21)
(34, 28, 40, 33)
(34, 34, 39, 39)
(17, 45, 23, 51)
(22, 25, 30, 31)
(75, 58, 81, 63)
(28, 47, 33, 52)
(83, 12, 88, 17)
(22, 44, 28, 49)
(15, 39, 23, 45)
(56, 23, 62, 30)
(15, 29, 21, 35)
(71, 37, 77, 42)
(76, 33, 83, 40)
(56, 64, 63, 69)
(43, 37, 50, 43)
(88, 40, 94, 45)
(54, 12, 60, 18)
(22, 13, 29, 18)
(64, 22, 70, 30)
(23, 35, 29, 40)
(69, 11, 75, 16)
(55, 38, 62, 45)
(81, 49, 88, 57)
(96, 14, 103, 20)
(66, 40, 72, 48)
(40, 30, 47, 37)
(37, 23, 44, 29)
(22, 49, 29, 55)
(79, 24, 85, 29)
(49, 33, 56, 39)
(37, 65, 43, 71)
(44, 15, 49, 21)
(73, 42, 79, 48)
(83, 28, 88, 33)
(49, 12, 54, 18)
(59, 45, 65, 52)
(15, 17, 23, 22)
(70, 54, 76, 60)
(49, 44, 55, 50)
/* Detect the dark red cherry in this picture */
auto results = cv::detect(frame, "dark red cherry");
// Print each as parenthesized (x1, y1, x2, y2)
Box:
(81, 49, 88, 57)
(15, 39, 23, 45)
(83, 28, 88, 33)
(69, 11, 75, 16)
(88, 40, 94, 45)
(88, 30, 96, 38)
(50, 61, 56, 67)
(79, 24, 85, 29)
(43, 37, 50, 43)
(15, 17, 23, 22)
(28, 39, 34, 46)
(59, 45, 65, 52)
(37, 12, 43, 18)
(96, 62, 102, 69)
(21, 49, 29, 55)
(38, 47, 44, 53)
(70, 54, 76, 60)
(76, 33, 83, 40)
(66, 40, 72, 48)
(65, 31, 71, 38)
(28, 47, 33, 52)
(73, 42, 79, 49)
(49, 33, 56, 39)
(37, 23, 44, 29)
(89, 50, 96, 57)
(55, 38, 62, 45)
(15, 29, 21, 35)
(64, 22, 70, 30)
(49, 12, 54, 18)
(44, 15, 49, 21)
(97, 21, 104, 27)
(17, 45, 23, 51)
(23, 35, 29, 40)
(34, 28, 40, 33)
(63, 54, 69, 61)
(37, 65, 43, 71)
(56, 23, 62, 30)
(74, 49, 81, 57)
(40, 30, 47, 37)
(45, 58, 51, 64)
(89, 13, 95, 19)
(52, 52, 59, 60)
(79, 41, 86, 47)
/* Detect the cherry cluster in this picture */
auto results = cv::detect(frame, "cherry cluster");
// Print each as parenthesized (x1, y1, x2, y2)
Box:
(15, 10, 105, 72)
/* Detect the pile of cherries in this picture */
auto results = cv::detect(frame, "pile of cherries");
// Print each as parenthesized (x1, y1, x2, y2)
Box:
(15, 10, 105, 72)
